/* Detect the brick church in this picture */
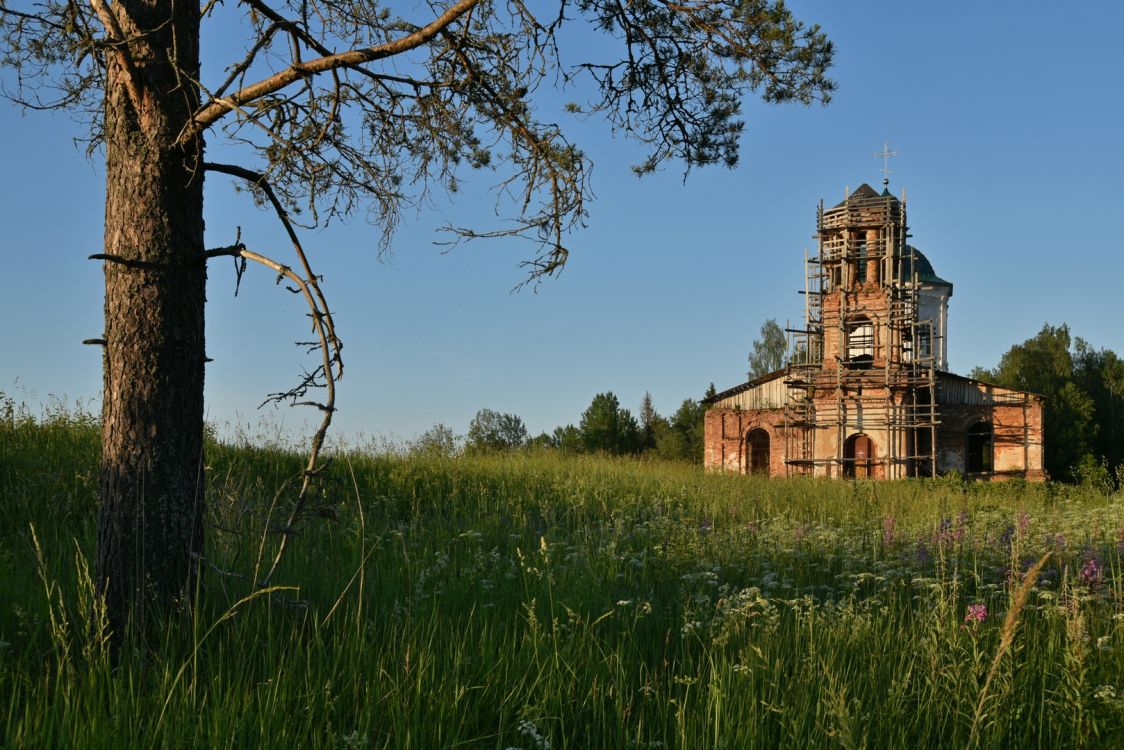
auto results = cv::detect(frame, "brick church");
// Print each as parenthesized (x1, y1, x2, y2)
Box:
(703, 180, 1044, 480)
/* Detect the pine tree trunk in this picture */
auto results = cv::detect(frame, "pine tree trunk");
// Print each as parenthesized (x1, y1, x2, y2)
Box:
(95, 0, 206, 632)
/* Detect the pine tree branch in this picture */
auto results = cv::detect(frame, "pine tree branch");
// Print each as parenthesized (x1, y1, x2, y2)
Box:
(179, 0, 482, 143)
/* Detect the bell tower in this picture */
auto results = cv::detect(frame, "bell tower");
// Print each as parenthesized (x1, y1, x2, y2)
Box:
(784, 180, 943, 479)
(816, 182, 907, 368)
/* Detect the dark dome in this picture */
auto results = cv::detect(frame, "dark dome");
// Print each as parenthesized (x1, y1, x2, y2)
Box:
(904, 245, 952, 287)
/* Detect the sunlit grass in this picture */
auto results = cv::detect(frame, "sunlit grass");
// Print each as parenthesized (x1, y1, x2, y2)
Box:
(3, 401, 1124, 747)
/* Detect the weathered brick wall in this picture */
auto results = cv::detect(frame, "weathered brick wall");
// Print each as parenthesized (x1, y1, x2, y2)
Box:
(821, 288, 892, 365)
(704, 390, 1044, 481)
(703, 408, 787, 475)
(938, 399, 1045, 481)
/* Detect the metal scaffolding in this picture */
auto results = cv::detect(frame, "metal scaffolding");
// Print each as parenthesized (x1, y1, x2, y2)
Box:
(783, 187, 940, 478)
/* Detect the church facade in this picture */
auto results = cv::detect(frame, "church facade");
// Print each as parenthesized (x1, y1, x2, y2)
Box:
(703, 183, 1044, 480)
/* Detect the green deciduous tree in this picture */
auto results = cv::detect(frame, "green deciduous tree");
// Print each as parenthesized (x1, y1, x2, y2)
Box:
(413, 423, 461, 457)
(1, 0, 833, 629)
(748, 318, 787, 379)
(552, 424, 584, 453)
(466, 408, 528, 452)
(1073, 340, 1124, 474)
(656, 396, 706, 462)
(525, 432, 556, 451)
(579, 392, 640, 455)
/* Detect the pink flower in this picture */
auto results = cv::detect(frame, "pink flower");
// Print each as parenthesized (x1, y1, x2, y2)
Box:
(1081, 558, 1103, 586)
(882, 516, 896, 546)
(964, 604, 988, 625)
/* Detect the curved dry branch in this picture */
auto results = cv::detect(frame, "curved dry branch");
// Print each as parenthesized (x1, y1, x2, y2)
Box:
(205, 240, 340, 587)
(205, 162, 346, 587)
(205, 161, 343, 378)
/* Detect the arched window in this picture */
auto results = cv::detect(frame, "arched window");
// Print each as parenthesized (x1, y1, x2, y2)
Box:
(966, 422, 993, 474)
(844, 433, 875, 478)
(746, 429, 770, 476)
(846, 316, 874, 366)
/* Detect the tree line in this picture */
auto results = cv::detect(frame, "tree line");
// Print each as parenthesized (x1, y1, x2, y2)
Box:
(417, 387, 717, 462)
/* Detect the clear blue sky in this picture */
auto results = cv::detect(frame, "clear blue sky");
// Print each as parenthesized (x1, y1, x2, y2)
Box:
(2, 2, 1122, 443)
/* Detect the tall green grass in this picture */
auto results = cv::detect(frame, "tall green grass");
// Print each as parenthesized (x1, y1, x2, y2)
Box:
(3, 401, 1124, 747)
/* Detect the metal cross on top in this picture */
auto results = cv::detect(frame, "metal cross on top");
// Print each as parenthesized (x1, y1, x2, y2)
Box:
(874, 141, 898, 187)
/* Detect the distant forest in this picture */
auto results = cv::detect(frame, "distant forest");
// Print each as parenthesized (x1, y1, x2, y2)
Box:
(417, 385, 717, 464)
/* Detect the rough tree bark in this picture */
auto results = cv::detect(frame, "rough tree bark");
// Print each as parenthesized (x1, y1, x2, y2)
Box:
(94, 0, 205, 630)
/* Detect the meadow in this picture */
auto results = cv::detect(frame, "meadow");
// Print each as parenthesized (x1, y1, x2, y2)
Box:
(2, 401, 1124, 748)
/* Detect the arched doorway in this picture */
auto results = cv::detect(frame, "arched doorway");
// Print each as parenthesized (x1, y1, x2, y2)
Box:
(966, 422, 993, 474)
(844, 433, 875, 478)
(746, 429, 770, 476)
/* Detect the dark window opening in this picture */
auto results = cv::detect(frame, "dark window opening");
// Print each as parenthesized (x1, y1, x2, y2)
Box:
(915, 387, 933, 407)
(856, 242, 868, 284)
(746, 429, 770, 476)
(966, 422, 993, 474)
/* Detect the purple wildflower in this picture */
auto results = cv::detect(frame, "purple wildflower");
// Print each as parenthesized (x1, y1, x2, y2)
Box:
(882, 516, 896, 546)
(964, 603, 988, 625)
(916, 543, 932, 565)
(1017, 512, 1031, 534)
(951, 513, 968, 542)
(933, 516, 954, 546)
(1081, 557, 1103, 586)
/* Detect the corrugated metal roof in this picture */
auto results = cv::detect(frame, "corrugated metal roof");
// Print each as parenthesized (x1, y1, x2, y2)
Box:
(703, 369, 1040, 409)
(702, 368, 786, 405)
(935, 371, 1038, 404)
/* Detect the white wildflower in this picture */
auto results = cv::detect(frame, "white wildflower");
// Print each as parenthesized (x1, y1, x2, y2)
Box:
(517, 719, 551, 750)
